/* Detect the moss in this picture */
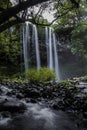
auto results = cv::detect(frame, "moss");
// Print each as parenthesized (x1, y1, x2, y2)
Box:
(58, 80, 75, 88)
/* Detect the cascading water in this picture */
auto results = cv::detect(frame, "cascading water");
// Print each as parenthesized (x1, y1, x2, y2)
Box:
(22, 23, 60, 80)
(45, 27, 60, 80)
(53, 32, 60, 79)
(23, 23, 41, 71)
(33, 25, 41, 69)
(49, 27, 53, 70)
(45, 27, 49, 66)
(23, 22, 30, 72)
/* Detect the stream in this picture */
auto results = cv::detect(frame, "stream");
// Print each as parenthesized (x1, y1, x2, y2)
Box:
(0, 82, 87, 130)
(0, 102, 86, 130)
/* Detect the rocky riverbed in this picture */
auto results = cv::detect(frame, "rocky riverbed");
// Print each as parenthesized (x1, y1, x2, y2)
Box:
(0, 79, 87, 130)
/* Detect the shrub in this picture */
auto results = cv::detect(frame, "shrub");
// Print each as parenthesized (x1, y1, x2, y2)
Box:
(26, 68, 39, 83)
(39, 67, 56, 82)
(26, 67, 56, 83)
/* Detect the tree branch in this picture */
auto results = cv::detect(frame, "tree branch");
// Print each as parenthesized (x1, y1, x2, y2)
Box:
(0, 0, 49, 25)
(34, 6, 74, 26)
(0, 0, 81, 32)
(0, 20, 21, 32)
(0, 17, 37, 33)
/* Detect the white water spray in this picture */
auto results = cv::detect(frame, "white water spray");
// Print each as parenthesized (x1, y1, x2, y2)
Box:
(45, 27, 49, 66)
(33, 25, 41, 69)
(45, 27, 60, 80)
(23, 22, 30, 72)
(49, 27, 53, 70)
(53, 32, 60, 79)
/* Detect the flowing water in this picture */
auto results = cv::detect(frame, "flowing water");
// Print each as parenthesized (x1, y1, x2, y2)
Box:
(45, 27, 60, 80)
(23, 22, 30, 72)
(22, 23, 60, 79)
(53, 32, 60, 79)
(0, 85, 87, 130)
(33, 25, 41, 69)
(45, 27, 49, 67)
(49, 27, 53, 70)
(0, 102, 86, 130)
(23, 23, 41, 70)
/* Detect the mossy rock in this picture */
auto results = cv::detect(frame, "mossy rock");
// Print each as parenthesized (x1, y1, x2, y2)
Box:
(58, 80, 75, 88)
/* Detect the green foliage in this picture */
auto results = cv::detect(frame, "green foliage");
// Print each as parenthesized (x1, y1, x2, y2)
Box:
(0, 68, 56, 84)
(38, 67, 56, 81)
(58, 80, 75, 88)
(2, 77, 24, 84)
(71, 39, 86, 56)
(53, 0, 87, 58)
(53, 0, 78, 30)
(71, 22, 87, 57)
(26, 67, 56, 83)
(80, 76, 87, 82)
(10, 78, 24, 84)
(1, 71, 25, 84)
(35, 17, 49, 25)
(0, 0, 11, 9)
(0, 26, 21, 65)
(26, 68, 39, 83)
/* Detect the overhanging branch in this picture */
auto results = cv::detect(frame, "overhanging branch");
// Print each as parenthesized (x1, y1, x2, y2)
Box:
(0, 0, 49, 25)
(0, 18, 37, 32)
(34, 6, 74, 26)
(0, 0, 81, 32)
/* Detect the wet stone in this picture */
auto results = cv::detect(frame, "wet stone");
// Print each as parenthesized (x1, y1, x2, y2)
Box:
(24, 89, 41, 98)
(16, 93, 24, 99)
(0, 98, 26, 113)
(1, 111, 11, 118)
(83, 112, 87, 118)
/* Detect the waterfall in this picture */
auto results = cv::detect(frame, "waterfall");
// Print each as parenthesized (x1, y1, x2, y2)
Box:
(45, 27, 49, 66)
(22, 23, 60, 80)
(49, 27, 53, 70)
(23, 23, 41, 71)
(53, 32, 60, 79)
(23, 22, 30, 72)
(45, 27, 60, 80)
(33, 25, 41, 69)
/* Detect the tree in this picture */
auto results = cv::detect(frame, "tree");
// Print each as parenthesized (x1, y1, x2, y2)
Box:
(0, 0, 81, 32)
(0, 26, 21, 65)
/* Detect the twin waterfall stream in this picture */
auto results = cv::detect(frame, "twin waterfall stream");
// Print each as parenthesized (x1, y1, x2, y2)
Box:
(23, 22, 60, 80)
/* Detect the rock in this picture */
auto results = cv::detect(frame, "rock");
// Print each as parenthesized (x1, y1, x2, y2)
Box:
(16, 93, 24, 99)
(83, 112, 87, 118)
(24, 88, 41, 98)
(0, 98, 26, 113)
(1, 111, 11, 118)
(52, 104, 58, 110)
(79, 119, 87, 128)
(30, 98, 37, 103)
